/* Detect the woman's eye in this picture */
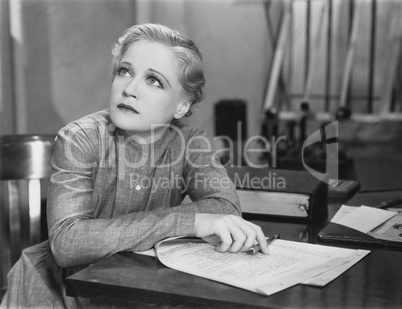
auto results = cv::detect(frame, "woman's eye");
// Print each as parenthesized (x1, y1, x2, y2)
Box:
(148, 76, 163, 88)
(117, 67, 130, 77)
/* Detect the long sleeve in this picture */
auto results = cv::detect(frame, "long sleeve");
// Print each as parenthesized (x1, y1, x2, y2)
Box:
(47, 114, 240, 268)
(47, 121, 194, 268)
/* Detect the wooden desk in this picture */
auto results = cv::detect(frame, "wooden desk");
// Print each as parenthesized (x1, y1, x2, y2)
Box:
(66, 197, 402, 308)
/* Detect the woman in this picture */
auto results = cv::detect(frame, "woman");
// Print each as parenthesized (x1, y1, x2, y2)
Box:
(1, 23, 268, 308)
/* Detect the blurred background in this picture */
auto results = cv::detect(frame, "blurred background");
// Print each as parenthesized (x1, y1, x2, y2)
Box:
(1, 0, 402, 158)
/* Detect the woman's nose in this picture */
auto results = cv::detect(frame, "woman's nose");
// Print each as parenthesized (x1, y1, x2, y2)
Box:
(122, 77, 139, 99)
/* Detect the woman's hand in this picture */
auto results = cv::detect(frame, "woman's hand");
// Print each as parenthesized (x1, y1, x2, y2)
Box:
(194, 213, 269, 254)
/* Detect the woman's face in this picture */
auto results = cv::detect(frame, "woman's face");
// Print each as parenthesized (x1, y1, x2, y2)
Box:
(109, 40, 189, 142)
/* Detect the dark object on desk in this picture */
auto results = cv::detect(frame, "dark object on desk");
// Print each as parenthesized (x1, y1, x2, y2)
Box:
(226, 166, 328, 222)
(328, 179, 360, 199)
(317, 222, 402, 251)
(317, 190, 402, 251)
(378, 198, 402, 209)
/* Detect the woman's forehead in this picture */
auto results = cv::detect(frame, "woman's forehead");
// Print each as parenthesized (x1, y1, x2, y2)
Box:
(122, 41, 176, 65)
(123, 40, 180, 78)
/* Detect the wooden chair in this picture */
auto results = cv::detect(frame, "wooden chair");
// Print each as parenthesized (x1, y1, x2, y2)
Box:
(0, 135, 55, 295)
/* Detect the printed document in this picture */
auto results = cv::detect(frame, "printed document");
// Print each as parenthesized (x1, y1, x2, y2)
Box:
(153, 237, 369, 296)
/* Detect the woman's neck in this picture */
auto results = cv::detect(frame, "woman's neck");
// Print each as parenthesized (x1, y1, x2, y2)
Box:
(125, 124, 172, 145)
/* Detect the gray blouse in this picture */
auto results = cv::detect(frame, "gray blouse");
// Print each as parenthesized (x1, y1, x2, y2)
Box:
(47, 109, 241, 268)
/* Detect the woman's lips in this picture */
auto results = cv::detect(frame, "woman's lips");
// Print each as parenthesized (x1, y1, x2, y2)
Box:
(117, 103, 139, 114)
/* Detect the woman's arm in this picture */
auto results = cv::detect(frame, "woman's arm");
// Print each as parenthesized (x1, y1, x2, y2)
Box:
(48, 124, 267, 268)
(47, 124, 197, 268)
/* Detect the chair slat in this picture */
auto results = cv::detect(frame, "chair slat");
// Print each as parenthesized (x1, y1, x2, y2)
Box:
(28, 179, 41, 245)
(8, 180, 21, 264)
(0, 183, 11, 292)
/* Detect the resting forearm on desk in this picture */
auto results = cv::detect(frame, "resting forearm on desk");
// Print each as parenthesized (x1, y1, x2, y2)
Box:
(49, 198, 239, 268)
(49, 210, 193, 268)
(47, 123, 241, 268)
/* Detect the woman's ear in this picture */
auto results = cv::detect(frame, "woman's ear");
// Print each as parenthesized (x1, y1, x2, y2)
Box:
(174, 101, 191, 119)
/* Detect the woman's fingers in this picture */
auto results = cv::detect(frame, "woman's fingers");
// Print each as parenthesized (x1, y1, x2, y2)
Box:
(194, 213, 268, 254)
(224, 216, 256, 251)
(213, 223, 233, 252)
(242, 220, 269, 254)
(220, 218, 246, 253)
(215, 215, 268, 254)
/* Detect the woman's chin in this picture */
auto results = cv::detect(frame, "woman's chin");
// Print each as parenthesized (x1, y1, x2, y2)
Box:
(110, 112, 139, 131)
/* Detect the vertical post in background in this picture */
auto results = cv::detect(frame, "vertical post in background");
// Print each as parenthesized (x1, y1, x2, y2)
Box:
(398, 39, 402, 112)
(304, 0, 311, 93)
(379, 15, 402, 115)
(325, 0, 333, 113)
(346, 0, 354, 110)
(261, 0, 292, 168)
(9, 0, 27, 134)
(336, 0, 360, 120)
(287, 0, 293, 110)
(262, 0, 291, 114)
(367, 0, 376, 114)
(300, 0, 328, 110)
(0, 0, 16, 135)
(263, 0, 290, 111)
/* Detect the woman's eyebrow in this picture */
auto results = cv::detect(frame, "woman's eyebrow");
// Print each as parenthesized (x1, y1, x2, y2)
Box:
(149, 68, 172, 87)
(119, 61, 132, 66)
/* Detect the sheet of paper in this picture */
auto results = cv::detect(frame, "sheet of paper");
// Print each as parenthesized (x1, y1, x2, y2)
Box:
(302, 249, 370, 286)
(155, 238, 361, 296)
(330, 205, 359, 223)
(336, 206, 397, 233)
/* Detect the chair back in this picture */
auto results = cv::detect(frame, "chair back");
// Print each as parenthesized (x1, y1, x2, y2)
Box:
(0, 135, 55, 180)
(0, 134, 55, 292)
